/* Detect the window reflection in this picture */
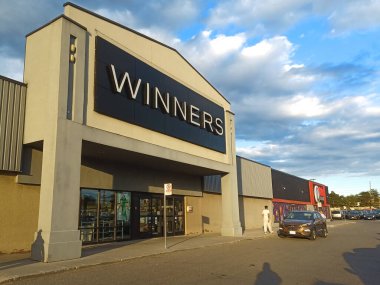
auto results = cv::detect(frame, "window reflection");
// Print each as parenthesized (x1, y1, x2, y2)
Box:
(79, 189, 131, 243)
(79, 189, 184, 242)
(116, 192, 131, 240)
(79, 190, 98, 242)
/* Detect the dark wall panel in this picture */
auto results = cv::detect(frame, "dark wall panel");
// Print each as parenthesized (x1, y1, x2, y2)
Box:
(271, 169, 310, 202)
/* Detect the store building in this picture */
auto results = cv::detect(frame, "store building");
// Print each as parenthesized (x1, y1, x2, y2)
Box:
(236, 157, 273, 229)
(0, 76, 41, 254)
(271, 168, 330, 222)
(309, 181, 330, 219)
(0, 2, 330, 263)
(0, 2, 242, 262)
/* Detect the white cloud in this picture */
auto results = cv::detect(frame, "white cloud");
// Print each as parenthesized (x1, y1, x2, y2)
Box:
(281, 95, 328, 118)
(209, 33, 246, 55)
(0, 55, 24, 81)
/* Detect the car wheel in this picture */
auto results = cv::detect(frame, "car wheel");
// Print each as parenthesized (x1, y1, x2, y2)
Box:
(309, 229, 316, 240)
(278, 233, 285, 238)
(321, 228, 328, 238)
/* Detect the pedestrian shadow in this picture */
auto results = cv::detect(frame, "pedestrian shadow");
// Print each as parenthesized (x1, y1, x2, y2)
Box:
(254, 262, 282, 285)
(343, 243, 380, 285)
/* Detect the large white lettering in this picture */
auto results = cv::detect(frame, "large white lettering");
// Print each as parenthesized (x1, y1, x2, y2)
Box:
(154, 87, 170, 114)
(108, 64, 224, 136)
(109, 64, 141, 99)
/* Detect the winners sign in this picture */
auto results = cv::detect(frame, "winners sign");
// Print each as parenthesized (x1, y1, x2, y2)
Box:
(94, 37, 226, 153)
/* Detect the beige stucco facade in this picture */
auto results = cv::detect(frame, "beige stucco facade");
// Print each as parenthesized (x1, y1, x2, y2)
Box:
(0, 173, 40, 253)
(19, 3, 241, 262)
(239, 197, 273, 230)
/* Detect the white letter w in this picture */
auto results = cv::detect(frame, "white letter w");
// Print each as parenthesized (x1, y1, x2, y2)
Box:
(109, 64, 141, 99)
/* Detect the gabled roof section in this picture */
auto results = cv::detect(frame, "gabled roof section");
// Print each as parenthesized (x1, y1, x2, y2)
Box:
(26, 14, 87, 38)
(62, 2, 229, 104)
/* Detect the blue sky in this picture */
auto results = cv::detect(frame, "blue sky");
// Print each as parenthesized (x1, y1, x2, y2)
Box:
(1, 0, 380, 196)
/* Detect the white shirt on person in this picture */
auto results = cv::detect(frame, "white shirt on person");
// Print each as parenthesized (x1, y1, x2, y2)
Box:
(262, 209, 270, 221)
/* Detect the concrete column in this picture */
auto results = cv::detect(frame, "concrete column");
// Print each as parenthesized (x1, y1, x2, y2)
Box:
(26, 18, 87, 262)
(31, 121, 83, 262)
(221, 111, 242, 236)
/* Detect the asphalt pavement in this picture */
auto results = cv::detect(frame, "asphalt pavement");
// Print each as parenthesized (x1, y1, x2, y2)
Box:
(0, 220, 352, 284)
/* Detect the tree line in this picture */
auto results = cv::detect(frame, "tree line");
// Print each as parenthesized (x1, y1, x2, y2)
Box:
(329, 189, 380, 209)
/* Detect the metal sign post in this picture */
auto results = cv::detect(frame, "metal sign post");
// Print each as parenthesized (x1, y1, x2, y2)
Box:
(164, 183, 172, 249)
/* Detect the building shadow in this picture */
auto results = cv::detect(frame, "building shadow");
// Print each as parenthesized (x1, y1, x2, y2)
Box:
(81, 239, 150, 257)
(343, 243, 380, 285)
(314, 281, 345, 285)
(236, 158, 246, 231)
(166, 234, 203, 248)
(0, 254, 36, 271)
(202, 215, 210, 233)
(254, 262, 282, 285)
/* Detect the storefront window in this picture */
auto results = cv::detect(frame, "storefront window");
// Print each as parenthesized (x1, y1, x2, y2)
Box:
(99, 190, 115, 241)
(79, 189, 184, 242)
(116, 192, 131, 240)
(79, 190, 98, 242)
(79, 189, 131, 243)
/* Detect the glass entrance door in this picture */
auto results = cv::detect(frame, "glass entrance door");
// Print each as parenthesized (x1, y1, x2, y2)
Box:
(173, 198, 184, 235)
(151, 197, 163, 236)
(139, 197, 151, 237)
(166, 197, 185, 235)
(134, 194, 184, 238)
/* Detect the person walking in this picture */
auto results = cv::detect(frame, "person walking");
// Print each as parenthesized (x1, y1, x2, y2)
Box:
(262, 205, 273, 234)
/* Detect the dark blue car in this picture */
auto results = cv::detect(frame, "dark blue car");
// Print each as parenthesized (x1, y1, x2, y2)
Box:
(346, 210, 361, 220)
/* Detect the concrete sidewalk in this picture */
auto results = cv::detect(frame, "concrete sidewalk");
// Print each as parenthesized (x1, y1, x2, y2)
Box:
(0, 220, 350, 284)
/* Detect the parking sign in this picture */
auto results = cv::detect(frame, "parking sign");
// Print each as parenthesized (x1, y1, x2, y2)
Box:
(164, 183, 172, 196)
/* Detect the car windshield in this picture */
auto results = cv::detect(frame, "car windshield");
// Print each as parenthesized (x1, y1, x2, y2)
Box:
(285, 212, 313, 220)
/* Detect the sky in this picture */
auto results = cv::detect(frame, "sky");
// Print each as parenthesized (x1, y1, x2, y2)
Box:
(1, 0, 380, 196)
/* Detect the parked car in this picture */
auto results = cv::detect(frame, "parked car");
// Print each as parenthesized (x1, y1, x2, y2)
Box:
(278, 211, 328, 240)
(363, 210, 376, 220)
(331, 210, 344, 220)
(346, 210, 362, 220)
(374, 209, 380, 219)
